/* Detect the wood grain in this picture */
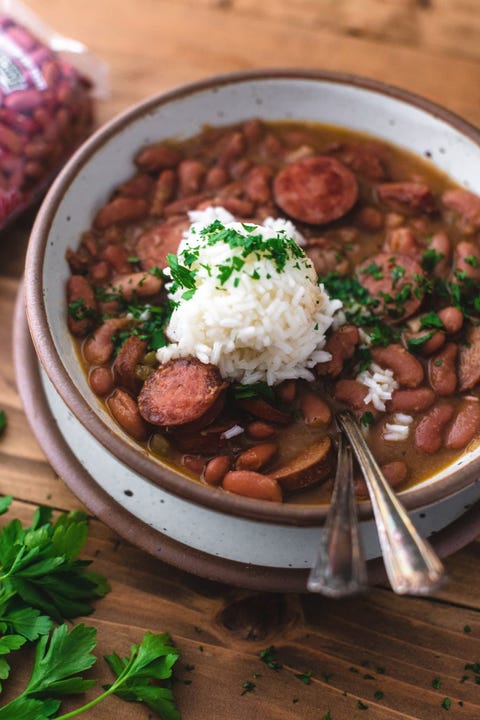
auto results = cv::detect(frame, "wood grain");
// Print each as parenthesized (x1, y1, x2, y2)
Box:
(0, 1, 479, 718)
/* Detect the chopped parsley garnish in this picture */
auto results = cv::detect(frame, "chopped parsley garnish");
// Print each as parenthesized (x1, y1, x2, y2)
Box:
(361, 262, 383, 280)
(234, 382, 276, 403)
(422, 247, 444, 272)
(67, 299, 97, 323)
(442, 697, 451, 710)
(259, 646, 282, 671)
(357, 700, 369, 710)
(361, 412, 375, 428)
(166, 253, 196, 293)
(420, 311, 443, 329)
(295, 671, 312, 685)
(0, 411, 6, 436)
(406, 331, 435, 351)
(241, 681, 256, 695)
(434, 359, 444, 367)
(464, 625, 472, 633)
(391, 264, 406, 286)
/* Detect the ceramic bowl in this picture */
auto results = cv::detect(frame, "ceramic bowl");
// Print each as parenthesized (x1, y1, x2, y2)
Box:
(24, 70, 480, 561)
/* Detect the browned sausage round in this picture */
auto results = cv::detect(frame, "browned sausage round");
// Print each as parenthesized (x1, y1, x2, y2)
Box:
(414, 403, 455, 454)
(222, 470, 282, 502)
(273, 155, 358, 225)
(270, 437, 333, 492)
(428, 343, 458, 396)
(136, 218, 189, 270)
(357, 252, 425, 321)
(138, 357, 227, 427)
(445, 399, 480, 450)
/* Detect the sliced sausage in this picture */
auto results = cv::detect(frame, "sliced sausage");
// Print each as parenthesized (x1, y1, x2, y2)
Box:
(66, 275, 97, 337)
(270, 436, 334, 492)
(414, 402, 455, 454)
(370, 344, 424, 388)
(138, 357, 227, 427)
(222, 470, 282, 502)
(376, 182, 435, 214)
(428, 343, 458, 396)
(458, 324, 480, 391)
(113, 336, 147, 393)
(136, 218, 189, 270)
(273, 155, 358, 225)
(357, 252, 425, 321)
(445, 399, 480, 450)
(442, 188, 480, 232)
(386, 387, 436, 414)
(316, 325, 359, 377)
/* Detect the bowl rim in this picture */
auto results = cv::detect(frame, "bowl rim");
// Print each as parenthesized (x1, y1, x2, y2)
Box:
(25, 67, 480, 527)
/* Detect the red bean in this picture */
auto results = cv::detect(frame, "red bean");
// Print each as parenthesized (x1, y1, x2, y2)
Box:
(83, 318, 129, 365)
(117, 173, 154, 198)
(275, 380, 297, 404)
(371, 344, 424, 388)
(237, 398, 290, 425)
(178, 159, 206, 196)
(427, 232, 452, 278)
(222, 470, 282, 502)
(217, 131, 246, 169)
(445, 399, 480, 450)
(358, 253, 425, 321)
(438, 306, 463, 335)
(376, 182, 435, 214)
(387, 387, 436, 413)
(454, 241, 480, 281)
(442, 188, 480, 232)
(316, 325, 359, 377)
(94, 197, 148, 229)
(66, 275, 97, 337)
(245, 421, 276, 440)
(204, 455, 231, 486)
(458, 324, 480, 391)
(110, 272, 163, 300)
(100, 244, 132, 274)
(204, 165, 228, 190)
(404, 330, 445, 356)
(107, 389, 148, 440)
(356, 206, 384, 231)
(163, 193, 206, 217)
(150, 169, 176, 216)
(355, 460, 408, 498)
(235, 444, 278, 471)
(135, 143, 181, 172)
(385, 227, 419, 256)
(414, 403, 455, 454)
(244, 165, 273, 204)
(89, 367, 114, 396)
(428, 343, 458, 396)
(300, 392, 332, 426)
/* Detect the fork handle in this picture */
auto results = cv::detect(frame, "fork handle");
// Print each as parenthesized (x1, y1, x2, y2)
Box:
(336, 410, 446, 595)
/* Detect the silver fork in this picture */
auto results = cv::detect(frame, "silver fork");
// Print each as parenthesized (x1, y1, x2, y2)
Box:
(307, 432, 367, 596)
(336, 409, 446, 595)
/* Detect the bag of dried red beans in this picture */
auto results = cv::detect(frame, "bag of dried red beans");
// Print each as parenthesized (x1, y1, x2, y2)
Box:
(0, 1, 108, 229)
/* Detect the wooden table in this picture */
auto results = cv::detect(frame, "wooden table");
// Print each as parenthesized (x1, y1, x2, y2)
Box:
(1, 1, 480, 718)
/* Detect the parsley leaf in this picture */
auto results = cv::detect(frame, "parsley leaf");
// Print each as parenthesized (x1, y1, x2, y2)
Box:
(0, 414, 6, 438)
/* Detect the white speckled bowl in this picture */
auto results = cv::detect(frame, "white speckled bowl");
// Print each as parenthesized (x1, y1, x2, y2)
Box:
(23, 70, 480, 589)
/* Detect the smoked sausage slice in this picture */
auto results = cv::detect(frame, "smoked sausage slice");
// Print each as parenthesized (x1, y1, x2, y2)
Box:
(273, 155, 358, 225)
(357, 252, 425, 321)
(270, 436, 334, 492)
(138, 357, 227, 427)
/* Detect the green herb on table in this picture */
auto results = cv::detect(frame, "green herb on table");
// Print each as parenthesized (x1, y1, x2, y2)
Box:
(0, 413, 5, 437)
(294, 671, 312, 685)
(432, 677, 442, 689)
(464, 625, 472, 634)
(442, 697, 451, 710)
(259, 646, 282, 671)
(241, 681, 256, 696)
(357, 699, 369, 710)
(373, 690, 384, 701)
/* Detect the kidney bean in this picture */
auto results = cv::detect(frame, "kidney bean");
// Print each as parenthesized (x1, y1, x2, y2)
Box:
(94, 197, 148, 229)
(242, 118, 264, 145)
(275, 380, 297, 404)
(236, 443, 278, 472)
(426, 232, 452, 278)
(178, 159, 206, 196)
(237, 398, 291, 425)
(458, 324, 480, 391)
(244, 165, 273, 204)
(270, 437, 333, 492)
(454, 240, 480, 281)
(442, 188, 480, 232)
(229, 158, 252, 180)
(222, 470, 282, 502)
(428, 343, 458, 396)
(204, 455, 231, 486)
(371, 344, 424, 388)
(376, 182, 435, 214)
(414, 402, 455, 454)
(5, 88, 43, 113)
(385, 227, 419, 256)
(245, 421, 276, 440)
(404, 330, 445, 356)
(89, 366, 114, 397)
(107, 389, 148, 440)
(66, 275, 97, 337)
(182, 455, 207, 475)
(317, 325, 359, 377)
(212, 196, 254, 217)
(114, 336, 147, 393)
(117, 173, 155, 198)
(217, 131, 246, 170)
(333, 141, 389, 181)
(135, 143, 181, 172)
(355, 460, 408, 499)
(100, 244, 132, 274)
(110, 271, 163, 300)
(90, 261, 110, 283)
(149, 169, 176, 216)
(83, 318, 130, 365)
(356, 206, 383, 231)
(300, 392, 332, 426)
(334, 379, 369, 408)
(204, 165, 229, 190)
(445, 399, 480, 450)
(387, 387, 436, 413)
(163, 193, 206, 217)
(438, 306, 463, 334)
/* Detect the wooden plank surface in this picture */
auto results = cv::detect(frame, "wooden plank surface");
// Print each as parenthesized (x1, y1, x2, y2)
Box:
(0, 1, 479, 718)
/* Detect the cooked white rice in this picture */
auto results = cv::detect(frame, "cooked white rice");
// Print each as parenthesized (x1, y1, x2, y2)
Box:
(383, 413, 414, 442)
(356, 362, 399, 412)
(156, 208, 342, 385)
